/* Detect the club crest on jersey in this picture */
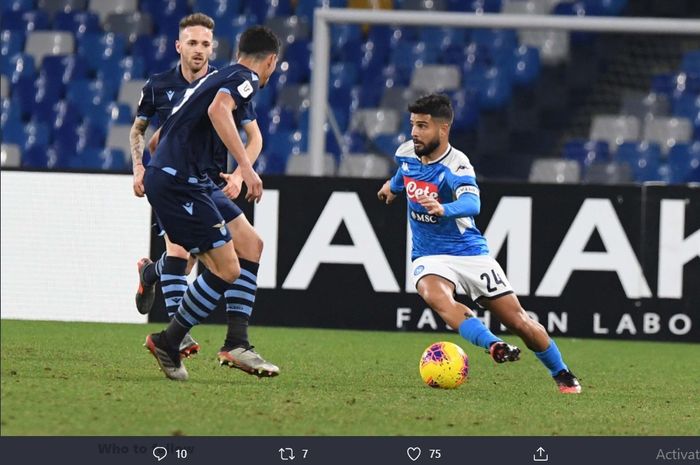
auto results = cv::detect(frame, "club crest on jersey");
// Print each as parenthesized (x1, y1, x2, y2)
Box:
(166, 90, 175, 101)
(405, 178, 439, 201)
(237, 80, 253, 98)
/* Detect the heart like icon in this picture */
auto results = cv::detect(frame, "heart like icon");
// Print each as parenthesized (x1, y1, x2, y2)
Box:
(407, 446, 421, 461)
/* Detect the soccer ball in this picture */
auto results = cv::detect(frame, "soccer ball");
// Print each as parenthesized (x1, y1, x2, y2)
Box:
(419, 341, 469, 389)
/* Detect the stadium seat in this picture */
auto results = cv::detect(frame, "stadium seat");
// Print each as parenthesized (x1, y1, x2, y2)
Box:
(1, 30, 25, 59)
(671, 94, 700, 136)
(528, 158, 581, 183)
(563, 139, 610, 170)
(589, 115, 640, 153)
(132, 34, 178, 75)
(89, 0, 138, 24)
(0, 78, 8, 98)
(519, 29, 569, 65)
(66, 78, 114, 115)
(372, 133, 408, 157)
(41, 54, 88, 84)
(620, 91, 670, 123)
(116, 79, 147, 117)
(295, 0, 348, 23)
(512, 45, 541, 86)
(1, 143, 21, 167)
(681, 50, 700, 74)
(0, 10, 50, 32)
(285, 152, 336, 176)
(502, 0, 548, 15)
(465, 67, 512, 110)
(379, 86, 421, 113)
(397, 0, 447, 9)
(0, 52, 35, 83)
(643, 117, 693, 155)
(1, 117, 24, 145)
(21, 143, 51, 168)
(24, 31, 74, 66)
(668, 142, 700, 183)
(30, 74, 64, 123)
(615, 141, 662, 182)
(419, 27, 467, 52)
(410, 65, 461, 93)
(192, 0, 238, 19)
(37, 0, 88, 18)
(105, 124, 132, 158)
(447, 0, 502, 12)
(2, 0, 35, 13)
(76, 147, 128, 171)
(77, 32, 127, 74)
(97, 55, 145, 91)
(265, 16, 309, 45)
(449, 88, 479, 130)
(583, 161, 633, 184)
(246, 0, 292, 24)
(276, 84, 310, 113)
(211, 37, 232, 64)
(338, 153, 392, 178)
(52, 11, 101, 38)
(350, 109, 401, 139)
(104, 12, 153, 45)
(267, 106, 297, 134)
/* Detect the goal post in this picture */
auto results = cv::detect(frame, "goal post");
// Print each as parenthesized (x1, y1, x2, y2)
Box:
(308, 8, 700, 176)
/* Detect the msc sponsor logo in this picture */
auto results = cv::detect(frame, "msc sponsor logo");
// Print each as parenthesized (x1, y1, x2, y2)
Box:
(411, 210, 439, 223)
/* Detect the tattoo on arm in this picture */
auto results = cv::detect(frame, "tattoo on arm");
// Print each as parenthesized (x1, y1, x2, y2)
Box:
(130, 119, 149, 165)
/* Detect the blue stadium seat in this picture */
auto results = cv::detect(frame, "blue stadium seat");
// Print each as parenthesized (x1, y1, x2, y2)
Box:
(0, 10, 49, 32)
(97, 55, 145, 91)
(281, 39, 311, 82)
(1, 30, 25, 58)
(1, 96, 22, 127)
(22, 120, 50, 150)
(66, 79, 115, 115)
(373, 133, 408, 157)
(53, 11, 101, 38)
(390, 41, 433, 77)
(564, 139, 611, 170)
(148, 0, 190, 39)
(330, 23, 363, 62)
(0, 52, 35, 83)
(267, 106, 297, 134)
(132, 34, 178, 75)
(41, 54, 88, 84)
(447, 0, 501, 12)
(681, 50, 700, 75)
(12, 75, 36, 119)
(672, 94, 700, 137)
(295, 0, 347, 24)
(512, 45, 540, 86)
(246, 0, 292, 24)
(21, 143, 50, 168)
(31, 73, 64, 123)
(192, 0, 242, 22)
(552, 1, 596, 44)
(343, 131, 366, 154)
(449, 88, 479, 131)
(2, 0, 36, 13)
(615, 141, 662, 182)
(582, 0, 628, 15)
(420, 27, 468, 52)
(464, 67, 512, 110)
(668, 142, 700, 183)
(71, 147, 127, 171)
(1, 117, 24, 145)
(77, 33, 127, 74)
(471, 28, 517, 54)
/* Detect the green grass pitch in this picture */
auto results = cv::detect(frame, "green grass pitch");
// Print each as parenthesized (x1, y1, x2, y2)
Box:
(1, 320, 698, 436)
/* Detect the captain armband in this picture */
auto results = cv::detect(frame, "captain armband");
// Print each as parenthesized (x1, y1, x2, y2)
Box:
(455, 185, 480, 198)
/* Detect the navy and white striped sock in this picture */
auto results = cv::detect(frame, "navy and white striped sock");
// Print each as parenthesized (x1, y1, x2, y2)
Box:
(223, 259, 259, 349)
(172, 269, 230, 331)
(142, 252, 167, 286)
(160, 257, 188, 319)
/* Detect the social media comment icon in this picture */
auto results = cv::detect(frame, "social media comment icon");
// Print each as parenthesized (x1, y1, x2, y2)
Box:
(153, 446, 168, 462)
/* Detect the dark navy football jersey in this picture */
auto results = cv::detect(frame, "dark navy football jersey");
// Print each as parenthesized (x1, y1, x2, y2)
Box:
(149, 63, 258, 184)
(136, 64, 216, 128)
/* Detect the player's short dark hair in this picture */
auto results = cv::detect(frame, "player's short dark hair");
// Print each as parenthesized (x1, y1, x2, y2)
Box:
(408, 94, 454, 123)
(179, 13, 215, 31)
(238, 26, 281, 59)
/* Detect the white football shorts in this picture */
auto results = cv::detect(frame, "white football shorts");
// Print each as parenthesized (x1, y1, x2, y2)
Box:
(411, 254, 514, 302)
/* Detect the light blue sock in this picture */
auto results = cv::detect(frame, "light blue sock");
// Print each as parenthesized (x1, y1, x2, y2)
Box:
(458, 317, 502, 350)
(534, 339, 568, 376)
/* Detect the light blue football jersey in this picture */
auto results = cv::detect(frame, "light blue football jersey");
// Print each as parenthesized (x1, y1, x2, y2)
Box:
(390, 141, 490, 260)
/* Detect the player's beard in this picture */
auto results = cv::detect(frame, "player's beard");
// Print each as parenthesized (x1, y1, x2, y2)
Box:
(413, 137, 440, 157)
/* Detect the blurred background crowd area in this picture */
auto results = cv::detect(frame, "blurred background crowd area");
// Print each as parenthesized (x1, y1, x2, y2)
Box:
(1, 0, 699, 184)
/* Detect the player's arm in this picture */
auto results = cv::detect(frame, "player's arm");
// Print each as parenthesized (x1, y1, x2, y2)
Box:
(130, 117, 149, 197)
(131, 80, 155, 197)
(208, 91, 262, 203)
(220, 120, 263, 200)
(418, 181, 481, 218)
(378, 165, 404, 204)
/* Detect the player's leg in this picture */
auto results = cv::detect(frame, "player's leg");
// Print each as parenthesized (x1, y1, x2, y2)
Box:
(142, 167, 238, 380)
(415, 274, 518, 362)
(480, 287, 581, 394)
(212, 192, 279, 377)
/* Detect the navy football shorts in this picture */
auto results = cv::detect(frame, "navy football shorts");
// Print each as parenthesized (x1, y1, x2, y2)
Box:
(144, 167, 241, 254)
